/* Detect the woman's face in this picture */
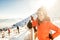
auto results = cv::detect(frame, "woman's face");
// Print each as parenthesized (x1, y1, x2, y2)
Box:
(37, 11, 45, 21)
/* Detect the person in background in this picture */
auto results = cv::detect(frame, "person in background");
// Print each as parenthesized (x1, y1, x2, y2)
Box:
(31, 16, 37, 32)
(31, 16, 38, 40)
(35, 7, 60, 40)
(2, 29, 5, 38)
(24, 20, 33, 40)
(17, 26, 20, 33)
(7, 28, 10, 36)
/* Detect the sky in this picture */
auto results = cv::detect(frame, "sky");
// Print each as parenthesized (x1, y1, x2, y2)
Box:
(0, 0, 16, 18)
(0, 0, 59, 19)
(0, 0, 31, 19)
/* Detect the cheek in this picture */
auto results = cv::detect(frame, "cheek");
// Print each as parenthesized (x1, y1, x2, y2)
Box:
(41, 15, 45, 20)
(38, 15, 44, 20)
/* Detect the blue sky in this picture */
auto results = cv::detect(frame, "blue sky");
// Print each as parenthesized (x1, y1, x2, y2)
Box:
(0, 0, 17, 18)
(0, 0, 16, 10)
(0, 0, 58, 19)
(0, 0, 32, 19)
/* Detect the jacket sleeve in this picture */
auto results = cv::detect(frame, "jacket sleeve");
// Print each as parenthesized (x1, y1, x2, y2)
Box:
(48, 22, 60, 38)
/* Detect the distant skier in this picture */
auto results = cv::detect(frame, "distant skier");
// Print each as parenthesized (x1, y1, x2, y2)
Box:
(7, 28, 10, 36)
(17, 26, 20, 33)
(2, 30, 5, 38)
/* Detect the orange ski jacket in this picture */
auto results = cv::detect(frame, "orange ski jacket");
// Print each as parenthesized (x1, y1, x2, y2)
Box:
(36, 21, 60, 40)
